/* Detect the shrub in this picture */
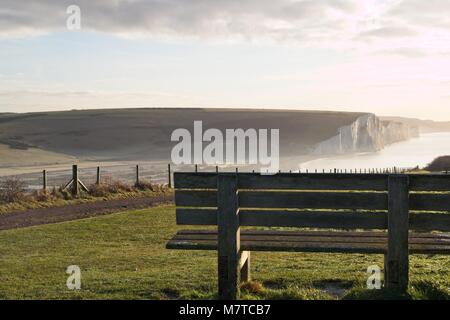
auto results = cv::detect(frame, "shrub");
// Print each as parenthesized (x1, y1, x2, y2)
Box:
(89, 177, 133, 197)
(134, 179, 155, 191)
(0, 177, 27, 203)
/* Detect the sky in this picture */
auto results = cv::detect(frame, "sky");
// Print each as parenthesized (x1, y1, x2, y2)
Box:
(0, 0, 450, 120)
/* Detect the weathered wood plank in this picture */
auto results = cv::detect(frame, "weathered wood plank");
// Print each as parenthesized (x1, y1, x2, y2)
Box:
(387, 175, 410, 291)
(217, 174, 240, 300)
(239, 174, 388, 191)
(176, 229, 450, 239)
(410, 213, 450, 232)
(409, 175, 450, 192)
(175, 190, 390, 209)
(168, 239, 387, 253)
(175, 190, 217, 207)
(175, 172, 450, 192)
(240, 210, 387, 229)
(176, 208, 450, 232)
(174, 172, 218, 189)
(409, 193, 450, 211)
(239, 191, 387, 210)
(167, 234, 450, 254)
(173, 233, 449, 245)
(176, 208, 217, 225)
(174, 172, 389, 190)
(176, 208, 388, 228)
(72, 164, 79, 196)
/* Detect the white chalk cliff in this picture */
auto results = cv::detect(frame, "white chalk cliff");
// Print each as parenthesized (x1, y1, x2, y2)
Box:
(312, 114, 419, 155)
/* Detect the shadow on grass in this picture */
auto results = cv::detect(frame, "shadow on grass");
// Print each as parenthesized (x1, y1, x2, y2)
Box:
(343, 281, 449, 300)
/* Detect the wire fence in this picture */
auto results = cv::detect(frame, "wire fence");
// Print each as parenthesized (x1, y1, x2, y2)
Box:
(0, 161, 439, 193)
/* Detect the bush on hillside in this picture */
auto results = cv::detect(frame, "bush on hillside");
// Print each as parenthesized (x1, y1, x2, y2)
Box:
(425, 156, 450, 172)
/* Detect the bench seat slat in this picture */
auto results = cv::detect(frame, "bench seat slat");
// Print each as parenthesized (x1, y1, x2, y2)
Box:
(167, 230, 450, 254)
(172, 233, 449, 245)
(176, 229, 450, 239)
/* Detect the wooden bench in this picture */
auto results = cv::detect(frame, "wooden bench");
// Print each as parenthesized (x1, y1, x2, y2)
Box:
(166, 172, 450, 299)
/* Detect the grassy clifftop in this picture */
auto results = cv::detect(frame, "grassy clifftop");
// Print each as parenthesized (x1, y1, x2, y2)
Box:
(0, 205, 448, 299)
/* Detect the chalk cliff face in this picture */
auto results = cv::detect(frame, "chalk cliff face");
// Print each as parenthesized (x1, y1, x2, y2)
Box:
(312, 114, 419, 155)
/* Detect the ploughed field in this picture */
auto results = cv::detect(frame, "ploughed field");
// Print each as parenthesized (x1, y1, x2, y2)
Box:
(0, 205, 448, 299)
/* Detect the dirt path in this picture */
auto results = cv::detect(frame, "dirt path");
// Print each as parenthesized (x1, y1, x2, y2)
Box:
(0, 193, 174, 231)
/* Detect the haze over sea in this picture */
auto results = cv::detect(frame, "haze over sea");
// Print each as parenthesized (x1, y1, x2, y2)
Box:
(301, 132, 450, 171)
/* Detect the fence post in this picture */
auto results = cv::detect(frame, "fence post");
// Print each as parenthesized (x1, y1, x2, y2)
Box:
(72, 165, 79, 196)
(167, 164, 172, 188)
(136, 165, 140, 185)
(42, 170, 47, 192)
(217, 174, 240, 300)
(96, 166, 100, 185)
(386, 175, 410, 291)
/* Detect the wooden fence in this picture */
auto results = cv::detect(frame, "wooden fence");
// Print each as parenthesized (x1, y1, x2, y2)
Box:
(2, 163, 449, 194)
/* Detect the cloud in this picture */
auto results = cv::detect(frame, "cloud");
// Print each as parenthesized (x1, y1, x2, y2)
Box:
(388, 0, 450, 29)
(0, 0, 363, 43)
(376, 48, 428, 58)
(357, 26, 417, 40)
(0, 0, 449, 56)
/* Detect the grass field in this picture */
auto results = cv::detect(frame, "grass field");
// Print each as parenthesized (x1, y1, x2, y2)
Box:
(0, 205, 448, 300)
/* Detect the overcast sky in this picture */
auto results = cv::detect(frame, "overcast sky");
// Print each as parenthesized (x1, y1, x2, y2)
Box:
(0, 0, 449, 120)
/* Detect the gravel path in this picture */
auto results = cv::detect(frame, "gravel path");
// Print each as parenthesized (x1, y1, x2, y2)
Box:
(0, 193, 174, 231)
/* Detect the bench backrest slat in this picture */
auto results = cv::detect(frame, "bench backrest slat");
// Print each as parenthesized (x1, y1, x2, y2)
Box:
(174, 172, 450, 232)
(409, 193, 450, 212)
(175, 208, 450, 232)
(174, 172, 388, 191)
(175, 190, 216, 207)
(409, 175, 450, 192)
(239, 191, 387, 210)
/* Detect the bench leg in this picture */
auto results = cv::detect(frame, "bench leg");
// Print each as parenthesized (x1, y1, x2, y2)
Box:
(240, 251, 251, 283)
(218, 251, 240, 300)
(385, 252, 409, 291)
(386, 175, 410, 291)
(217, 174, 240, 300)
